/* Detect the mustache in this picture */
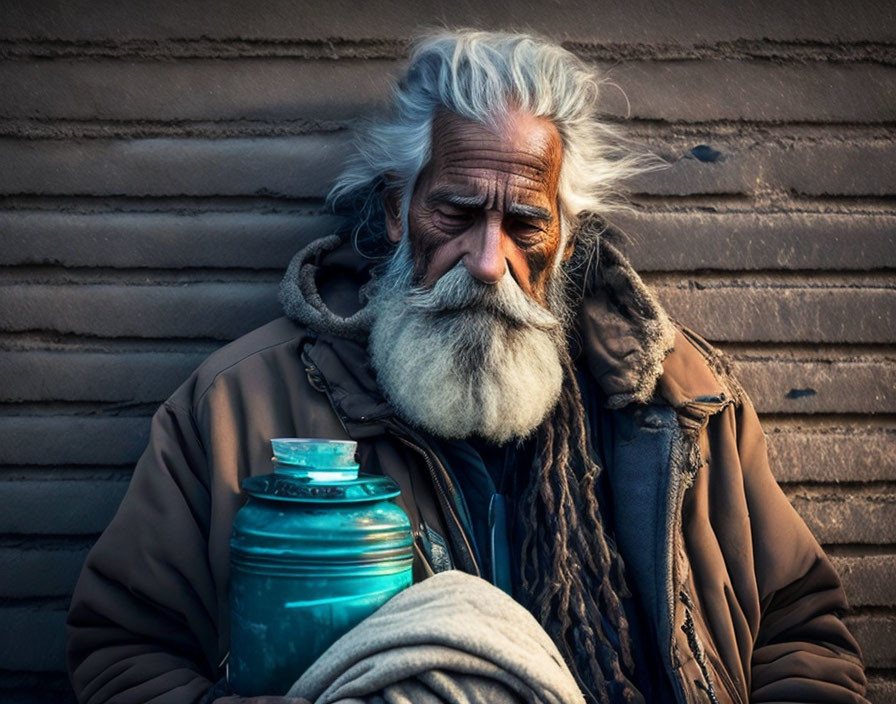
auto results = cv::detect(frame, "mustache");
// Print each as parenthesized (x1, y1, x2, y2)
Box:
(403, 263, 562, 332)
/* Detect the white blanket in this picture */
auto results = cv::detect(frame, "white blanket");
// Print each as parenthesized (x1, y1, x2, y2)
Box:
(287, 570, 585, 704)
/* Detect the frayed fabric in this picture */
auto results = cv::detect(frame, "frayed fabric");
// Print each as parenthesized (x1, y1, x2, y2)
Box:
(573, 219, 676, 409)
(589, 238, 676, 407)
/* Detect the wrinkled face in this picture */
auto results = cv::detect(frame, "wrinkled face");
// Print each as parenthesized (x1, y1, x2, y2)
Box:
(386, 110, 565, 305)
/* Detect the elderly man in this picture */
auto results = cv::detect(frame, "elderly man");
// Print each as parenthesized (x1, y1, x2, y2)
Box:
(66, 30, 867, 704)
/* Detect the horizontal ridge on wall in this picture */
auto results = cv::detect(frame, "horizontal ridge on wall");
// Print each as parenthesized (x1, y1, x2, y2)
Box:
(3, 37, 895, 62)
(0, 601, 892, 674)
(0, 346, 893, 415)
(2, 413, 893, 477)
(3, 0, 895, 44)
(2, 58, 894, 124)
(2, 134, 894, 198)
(1, 209, 894, 270)
(3, 277, 891, 341)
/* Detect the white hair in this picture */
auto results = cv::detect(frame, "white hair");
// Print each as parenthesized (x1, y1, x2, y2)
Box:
(328, 28, 649, 254)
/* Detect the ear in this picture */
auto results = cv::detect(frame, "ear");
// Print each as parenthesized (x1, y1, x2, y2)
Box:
(561, 233, 576, 261)
(559, 211, 576, 261)
(381, 188, 402, 244)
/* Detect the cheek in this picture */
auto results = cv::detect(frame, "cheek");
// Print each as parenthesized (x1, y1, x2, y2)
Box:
(407, 210, 453, 280)
(522, 227, 562, 293)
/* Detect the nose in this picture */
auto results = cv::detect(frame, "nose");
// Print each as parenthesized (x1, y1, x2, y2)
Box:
(462, 215, 506, 284)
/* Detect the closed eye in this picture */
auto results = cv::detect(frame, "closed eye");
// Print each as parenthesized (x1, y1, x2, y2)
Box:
(435, 209, 475, 229)
(509, 219, 545, 245)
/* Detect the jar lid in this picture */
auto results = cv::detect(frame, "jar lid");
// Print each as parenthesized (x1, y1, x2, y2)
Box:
(241, 438, 401, 503)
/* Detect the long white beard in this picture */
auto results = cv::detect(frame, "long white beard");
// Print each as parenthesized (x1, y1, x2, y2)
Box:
(367, 240, 566, 444)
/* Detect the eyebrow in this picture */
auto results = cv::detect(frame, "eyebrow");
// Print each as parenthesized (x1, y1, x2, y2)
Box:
(506, 203, 553, 222)
(425, 190, 485, 209)
(425, 189, 554, 222)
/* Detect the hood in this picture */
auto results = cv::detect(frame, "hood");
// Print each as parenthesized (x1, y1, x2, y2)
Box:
(279, 219, 677, 408)
(279, 233, 376, 343)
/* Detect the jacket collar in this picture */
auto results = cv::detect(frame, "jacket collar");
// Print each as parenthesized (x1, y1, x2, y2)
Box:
(573, 223, 676, 409)
(279, 219, 733, 421)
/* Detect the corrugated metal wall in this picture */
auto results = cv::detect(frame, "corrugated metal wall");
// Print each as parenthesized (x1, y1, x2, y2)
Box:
(0, 1, 893, 701)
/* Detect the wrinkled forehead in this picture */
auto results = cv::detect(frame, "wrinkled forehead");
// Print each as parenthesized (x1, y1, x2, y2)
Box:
(426, 110, 563, 195)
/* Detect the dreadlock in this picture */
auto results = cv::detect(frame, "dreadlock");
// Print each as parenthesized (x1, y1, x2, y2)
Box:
(518, 350, 645, 704)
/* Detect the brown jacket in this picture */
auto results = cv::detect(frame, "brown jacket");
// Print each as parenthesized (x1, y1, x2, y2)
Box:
(66, 231, 868, 703)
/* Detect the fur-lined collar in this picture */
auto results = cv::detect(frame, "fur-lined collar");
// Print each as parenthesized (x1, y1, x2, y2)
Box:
(573, 225, 677, 408)
(279, 220, 677, 408)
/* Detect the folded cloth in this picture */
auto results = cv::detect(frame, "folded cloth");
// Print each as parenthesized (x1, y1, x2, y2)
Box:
(286, 570, 585, 704)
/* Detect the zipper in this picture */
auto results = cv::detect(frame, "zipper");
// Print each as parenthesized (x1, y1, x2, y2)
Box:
(412, 537, 437, 578)
(393, 431, 481, 578)
(680, 599, 720, 704)
(304, 364, 327, 393)
(680, 589, 743, 704)
(705, 646, 745, 704)
(662, 417, 693, 704)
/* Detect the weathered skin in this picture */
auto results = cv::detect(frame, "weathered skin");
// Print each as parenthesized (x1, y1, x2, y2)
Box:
(384, 110, 565, 304)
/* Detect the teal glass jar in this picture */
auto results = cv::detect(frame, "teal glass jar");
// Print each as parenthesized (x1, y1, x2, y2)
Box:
(228, 438, 413, 696)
